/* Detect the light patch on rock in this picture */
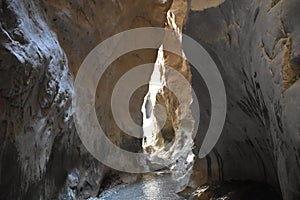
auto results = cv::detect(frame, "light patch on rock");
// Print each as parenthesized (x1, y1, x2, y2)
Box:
(190, 0, 225, 11)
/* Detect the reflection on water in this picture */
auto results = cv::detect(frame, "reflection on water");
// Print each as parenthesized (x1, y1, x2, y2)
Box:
(97, 175, 185, 200)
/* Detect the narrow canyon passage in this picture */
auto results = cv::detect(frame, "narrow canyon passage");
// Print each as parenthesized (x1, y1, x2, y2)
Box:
(0, 0, 300, 200)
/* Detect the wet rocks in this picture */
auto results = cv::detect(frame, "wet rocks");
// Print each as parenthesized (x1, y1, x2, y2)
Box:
(189, 181, 281, 200)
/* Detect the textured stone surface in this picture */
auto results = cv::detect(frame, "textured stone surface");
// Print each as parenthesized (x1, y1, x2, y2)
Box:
(0, 0, 75, 199)
(41, 0, 171, 153)
(188, 180, 281, 200)
(1, 0, 300, 199)
(139, 0, 198, 192)
(0, 0, 171, 199)
(190, 0, 225, 11)
(184, 0, 300, 199)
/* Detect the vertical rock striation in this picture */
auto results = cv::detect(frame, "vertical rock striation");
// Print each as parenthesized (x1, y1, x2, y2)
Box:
(184, 0, 300, 199)
(1, 0, 299, 199)
(0, 0, 75, 198)
(0, 0, 172, 199)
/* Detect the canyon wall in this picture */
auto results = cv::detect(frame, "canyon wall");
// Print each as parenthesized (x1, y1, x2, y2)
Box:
(1, 0, 300, 199)
(0, 0, 170, 199)
(185, 0, 300, 199)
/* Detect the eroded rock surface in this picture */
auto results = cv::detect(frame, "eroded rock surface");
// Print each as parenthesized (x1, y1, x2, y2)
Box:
(185, 0, 300, 199)
(188, 180, 281, 200)
(0, 0, 299, 199)
(0, 0, 171, 199)
(0, 0, 76, 199)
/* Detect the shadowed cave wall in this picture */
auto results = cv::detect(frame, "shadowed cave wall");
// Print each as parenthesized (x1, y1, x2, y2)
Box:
(0, 0, 299, 199)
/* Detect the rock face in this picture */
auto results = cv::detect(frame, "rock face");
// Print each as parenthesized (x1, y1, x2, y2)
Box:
(184, 0, 300, 199)
(40, 0, 171, 153)
(0, 0, 171, 199)
(0, 0, 76, 199)
(1, 0, 300, 199)
(188, 180, 281, 200)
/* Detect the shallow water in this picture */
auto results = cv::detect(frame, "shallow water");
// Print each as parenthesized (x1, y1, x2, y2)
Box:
(97, 175, 186, 200)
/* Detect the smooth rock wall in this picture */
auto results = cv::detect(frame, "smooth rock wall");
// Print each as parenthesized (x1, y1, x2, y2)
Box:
(185, 0, 300, 199)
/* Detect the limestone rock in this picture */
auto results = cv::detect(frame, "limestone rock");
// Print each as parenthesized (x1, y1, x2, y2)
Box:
(184, 0, 300, 199)
(0, 0, 171, 199)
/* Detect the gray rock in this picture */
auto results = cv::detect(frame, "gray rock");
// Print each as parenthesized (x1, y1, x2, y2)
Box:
(184, 0, 300, 199)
